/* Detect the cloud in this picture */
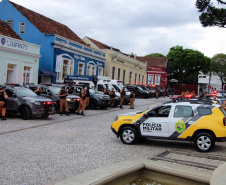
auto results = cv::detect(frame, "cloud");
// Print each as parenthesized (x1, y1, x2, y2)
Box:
(5, 0, 226, 58)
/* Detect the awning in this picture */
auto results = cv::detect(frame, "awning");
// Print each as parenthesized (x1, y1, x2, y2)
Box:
(39, 68, 57, 76)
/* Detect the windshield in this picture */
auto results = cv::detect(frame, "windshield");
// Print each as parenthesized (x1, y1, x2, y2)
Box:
(117, 83, 129, 91)
(49, 87, 61, 95)
(105, 84, 116, 91)
(137, 87, 143, 91)
(15, 87, 37, 97)
(112, 84, 120, 92)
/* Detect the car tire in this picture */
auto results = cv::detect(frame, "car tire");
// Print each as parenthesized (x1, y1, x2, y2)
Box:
(19, 106, 31, 120)
(120, 126, 138, 144)
(89, 100, 98, 109)
(194, 132, 215, 152)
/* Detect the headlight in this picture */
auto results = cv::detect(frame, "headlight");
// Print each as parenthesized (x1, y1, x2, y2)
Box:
(98, 97, 103, 100)
(31, 101, 41, 106)
(114, 116, 119, 122)
(66, 98, 72, 101)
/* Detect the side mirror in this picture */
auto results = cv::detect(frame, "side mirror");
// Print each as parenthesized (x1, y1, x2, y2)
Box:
(12, 94, 17, 98)
(143, 112, 149, 118)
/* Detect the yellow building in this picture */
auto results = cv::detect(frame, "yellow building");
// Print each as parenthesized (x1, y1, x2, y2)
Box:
(83, 37, 147, 85)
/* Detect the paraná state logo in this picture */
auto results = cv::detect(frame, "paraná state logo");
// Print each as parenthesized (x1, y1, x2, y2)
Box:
(175, 120, 186, 133)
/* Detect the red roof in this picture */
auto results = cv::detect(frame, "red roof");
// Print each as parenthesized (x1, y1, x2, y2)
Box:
(0, 20, 22, 40)
(136, 56, 167, 67)
(9, 1, 86, 45)
(87, 37, 120, 52)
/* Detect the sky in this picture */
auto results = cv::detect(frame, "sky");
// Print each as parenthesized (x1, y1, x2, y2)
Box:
(3, 0, 226, 58)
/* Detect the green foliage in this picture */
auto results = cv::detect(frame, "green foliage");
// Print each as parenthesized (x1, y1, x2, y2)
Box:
(167, 46, 211, 87)
(145, 53, 165, 57)
(196, 0, 226, 28)
(211, 53, 226, 89)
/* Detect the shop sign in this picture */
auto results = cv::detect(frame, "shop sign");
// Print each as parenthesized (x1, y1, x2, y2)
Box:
(0, 36, 28, 51)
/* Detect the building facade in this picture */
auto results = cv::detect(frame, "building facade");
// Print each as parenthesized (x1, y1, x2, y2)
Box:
(83, 37, 147, 85)
(136, 57, 167, 88)
(0, 0, 105, 83)
(0, 20, 40, 85)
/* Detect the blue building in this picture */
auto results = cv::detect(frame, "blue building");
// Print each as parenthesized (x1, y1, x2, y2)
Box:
(0, 0, 105, 83)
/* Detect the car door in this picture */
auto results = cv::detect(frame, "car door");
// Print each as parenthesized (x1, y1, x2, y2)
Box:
(168, 105, 194, 139)
(140, 105, 172, 137)
(5, 88, 19, 112)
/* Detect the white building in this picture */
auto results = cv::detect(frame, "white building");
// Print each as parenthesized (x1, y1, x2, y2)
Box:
(0, 20, 41, 85)
(198, 73, 224, 94)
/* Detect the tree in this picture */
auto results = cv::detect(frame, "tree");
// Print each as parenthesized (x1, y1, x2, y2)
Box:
(196, 0, 226, 28)
(211, 53, 226, 90)
(145, 53, 165, 57)
(167, 46, 211, 88)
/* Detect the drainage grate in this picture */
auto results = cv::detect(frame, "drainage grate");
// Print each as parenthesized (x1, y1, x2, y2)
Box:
(149, 150, 226, 170)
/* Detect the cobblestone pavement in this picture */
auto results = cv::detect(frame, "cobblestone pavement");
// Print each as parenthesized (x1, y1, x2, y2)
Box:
(0, 97, 226, 185)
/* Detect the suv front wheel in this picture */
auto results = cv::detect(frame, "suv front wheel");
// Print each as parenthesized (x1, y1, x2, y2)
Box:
(120, 126, 138, 144)
(194, 132, 215, 152)
(19, 106, 31, 120)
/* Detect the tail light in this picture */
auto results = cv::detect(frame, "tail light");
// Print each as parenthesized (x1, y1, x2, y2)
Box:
(54, 101, 57, 105)
(185, 94, 192, 99)
(223, 118, 226, 126)
(77, 98, 80, 102)
(42, 101, 52, 106)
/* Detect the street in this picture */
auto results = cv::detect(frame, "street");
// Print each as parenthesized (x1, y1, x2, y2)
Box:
(1, 97, 226, 185)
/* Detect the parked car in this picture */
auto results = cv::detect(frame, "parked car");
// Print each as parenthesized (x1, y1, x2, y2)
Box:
(24, 84, 80, 113)
(111, 99, 226, 152)
(4, 85, 55, 120)
(73, 85, 111, 109)
(138, 85, 155, 98)
(125, 84, 152, 98)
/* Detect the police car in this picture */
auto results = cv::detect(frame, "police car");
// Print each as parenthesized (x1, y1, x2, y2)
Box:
(111, 100, 226, 152)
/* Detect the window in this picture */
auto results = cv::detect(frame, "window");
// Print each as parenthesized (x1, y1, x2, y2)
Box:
(57, 59, 74, 82)
(5, 89, 14, 97)
(7, 63, 17, 83)
(98, 67, 103, 76)
(112, 67, 115, 79)
(118, 68, 121, 80)
(87, 64, 96, 76)
(198, 107, 212, 116)
(23, 66, 31, 84)
(142, 75, 144, 85)
(138, 74, 141, 85)
(78, 63, 84, 75)
(97, 84, 104, 91)
(148, 106, 171, 117)
(135, 73, 137, 84)
(123, 70, 126, 84)
(148, 74, 153, 85)
(174, 106, 193, 117)
(129, 72, 132, 84)
(6, 19, 13, 28)
(155, 75, 161, 85)
(19, 22, 25, 34)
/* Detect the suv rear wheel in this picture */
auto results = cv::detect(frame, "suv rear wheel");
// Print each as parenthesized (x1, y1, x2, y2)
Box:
(19, 106, 31, 120)
(120, 126, 138, 144)
(194, 132, 215, 152)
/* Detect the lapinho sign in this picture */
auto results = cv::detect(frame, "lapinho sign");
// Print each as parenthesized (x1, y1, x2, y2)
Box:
(0, 37, 28, 50)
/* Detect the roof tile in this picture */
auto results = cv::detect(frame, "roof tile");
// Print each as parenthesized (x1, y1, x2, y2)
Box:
(136, 56, 167, 67)
(9, 1, 86, 45)
(0, 20, 22, 40)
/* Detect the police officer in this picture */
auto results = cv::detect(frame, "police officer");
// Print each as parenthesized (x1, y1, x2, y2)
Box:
(109, 88, 115, 108)
(85, 86, 90, 107)
(120, 87, 125, 108)
(67, 85, 73, 94)
(0, 86, 8, 120)
(104, 85, 110, 95)
(76, 86, 86, 115)
(129, 90, 135, 109)
(58, 86, 69, 116)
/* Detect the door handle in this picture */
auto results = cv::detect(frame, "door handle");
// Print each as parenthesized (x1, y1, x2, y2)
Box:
(188, 121, 194, 124)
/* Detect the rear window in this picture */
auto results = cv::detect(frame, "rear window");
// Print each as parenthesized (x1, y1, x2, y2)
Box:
(197, 107, 212, 116)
